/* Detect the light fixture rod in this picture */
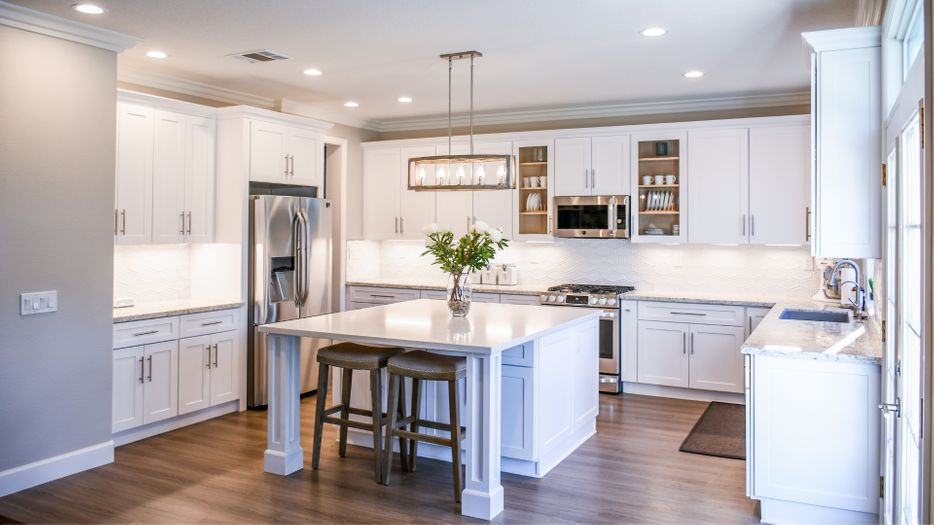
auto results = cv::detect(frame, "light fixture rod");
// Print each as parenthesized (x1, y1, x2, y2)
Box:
(447, 56, 452, 155)
(469, 54, 474, 155)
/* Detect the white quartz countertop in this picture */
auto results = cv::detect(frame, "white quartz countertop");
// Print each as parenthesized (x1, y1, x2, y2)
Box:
(741, 302, 883, 365)
(113, 299, 243, 323)
(259, 298, 600, 354)
(346, 279, 546, 296)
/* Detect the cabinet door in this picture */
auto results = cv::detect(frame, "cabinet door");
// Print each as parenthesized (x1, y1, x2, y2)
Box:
(554, 137, 592, 196)
(472, 142, 514, 237)
(287, 130, 322, 188)
(115, 102, 154, 244)
(399, 145, 436, 239)
(178, 335, 211, 415)
(112, 346, 144, 432)
(748, 125, 809, 245)
(151, 111, 187, 243)
(185, 116, 215, 243)
(590, 135, 630, 195)
(501, 365, 534, 460)
(746, 306, 771, 337)
(210, 331, 239, 405)
(364, 147, 402, 240)
(142, 340, 178, 425)
(619, 301, 638, 383)
(249, 121, 288, 183)
(687, 128, 749, 244)
(688, 324, 745, 393)
(813, 47, 881, 258)
(636, 321, 689, 387)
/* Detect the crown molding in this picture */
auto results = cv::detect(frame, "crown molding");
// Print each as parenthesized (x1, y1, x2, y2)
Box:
(802, 26, 881, 52)
(278, 99, 382, 131)
(216, 105, 333, 132)
(118, 66, 277, 109)
(0, 0, 139, 52)
(372, 90, 811, 133)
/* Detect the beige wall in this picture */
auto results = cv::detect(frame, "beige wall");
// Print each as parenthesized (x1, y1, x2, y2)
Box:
(0, 26, 117, 471)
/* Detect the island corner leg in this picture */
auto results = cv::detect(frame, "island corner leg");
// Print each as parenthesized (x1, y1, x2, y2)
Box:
(264, 333, 305, 475)
(461, 352, 505, 520)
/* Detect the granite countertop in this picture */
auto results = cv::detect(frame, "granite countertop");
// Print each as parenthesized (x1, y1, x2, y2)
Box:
(114, 299, 244, 323)
(741, 301, 883, 365)
(618, 290, 787, 308)
(346, 279, 547, 296)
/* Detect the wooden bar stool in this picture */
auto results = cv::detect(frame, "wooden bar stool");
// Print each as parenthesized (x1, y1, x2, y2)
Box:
(382, 350, 467, 503)
(312, 342, 407, 483)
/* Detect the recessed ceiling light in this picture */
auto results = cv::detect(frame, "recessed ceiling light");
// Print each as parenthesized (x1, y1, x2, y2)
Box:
(397, 96, 413, 103)
(146, 50, 168, 59)
(303, 68, 322, 76)
(344, 101, 359, 108)
(72, 3, 106, 14)
(683, 70, 704, 78)
(640, 27, 667, 37)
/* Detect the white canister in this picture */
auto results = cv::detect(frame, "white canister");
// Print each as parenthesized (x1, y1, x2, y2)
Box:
(481, 266, 497, 285)
(497, 264, 519, 286)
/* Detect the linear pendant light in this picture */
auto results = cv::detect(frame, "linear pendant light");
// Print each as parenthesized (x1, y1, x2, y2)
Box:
(407, 51, 514, 191)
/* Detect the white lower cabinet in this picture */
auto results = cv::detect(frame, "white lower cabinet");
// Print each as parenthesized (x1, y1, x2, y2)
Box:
(112, 340, 179, 432)
(637, 321, 689, 387)
(687, 324, 745, 393)
(746, 306, 771, 337)
(178, 330, 239, 414)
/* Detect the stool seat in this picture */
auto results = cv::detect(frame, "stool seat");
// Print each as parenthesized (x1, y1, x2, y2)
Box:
(317, 342, 404, 370)
(388, 350, 467, 381)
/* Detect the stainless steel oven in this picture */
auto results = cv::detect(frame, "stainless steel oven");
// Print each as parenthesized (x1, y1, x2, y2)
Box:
(597, 308, 620, 392)
(554, 195, 629, 239)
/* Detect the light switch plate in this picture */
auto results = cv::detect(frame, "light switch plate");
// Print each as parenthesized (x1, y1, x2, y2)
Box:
(20, 290, 57, 316)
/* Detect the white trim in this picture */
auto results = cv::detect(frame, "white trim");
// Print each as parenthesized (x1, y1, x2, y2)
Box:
(118, 66, 277, 109)
(323, 136, 349, 314)
(117, 89, 218, 118)
(281, 99, 381, 132)
(803, 26, 882, 52)
(113, 400, 239, 446)
(0, 0, 139, 52)
(0, 440, 114, 497)
(216, 105, 333, 132)
(374, 91, 810, 132)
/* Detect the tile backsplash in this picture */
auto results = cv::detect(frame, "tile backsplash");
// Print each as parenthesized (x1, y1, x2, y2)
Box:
(347, 239, 821, 299)
(114, 244, 191, 302)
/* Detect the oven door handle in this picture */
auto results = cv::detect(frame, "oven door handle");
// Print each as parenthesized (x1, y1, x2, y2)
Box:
(600, 311, 617, 319)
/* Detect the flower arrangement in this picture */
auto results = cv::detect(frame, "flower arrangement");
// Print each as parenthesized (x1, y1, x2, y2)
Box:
(422, 220, 508, 316)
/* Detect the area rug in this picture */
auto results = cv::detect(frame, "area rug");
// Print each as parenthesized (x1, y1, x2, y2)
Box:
(678, 401, 745, 460)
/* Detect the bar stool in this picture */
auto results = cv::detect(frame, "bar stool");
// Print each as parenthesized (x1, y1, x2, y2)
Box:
(312, 342, 407, 483)
(382, 350, 467, 503)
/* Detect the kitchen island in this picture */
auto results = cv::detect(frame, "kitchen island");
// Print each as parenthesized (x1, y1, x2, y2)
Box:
(258, 299, 600, 520)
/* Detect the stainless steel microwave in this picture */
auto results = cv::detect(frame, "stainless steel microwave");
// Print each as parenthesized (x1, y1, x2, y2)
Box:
(553, 195, 630, 239)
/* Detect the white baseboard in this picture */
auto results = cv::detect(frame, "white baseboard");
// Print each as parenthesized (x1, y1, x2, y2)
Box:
(113, 400, 239, 447)
(622, 382, 745, 404)
(0, 440, 114, 497)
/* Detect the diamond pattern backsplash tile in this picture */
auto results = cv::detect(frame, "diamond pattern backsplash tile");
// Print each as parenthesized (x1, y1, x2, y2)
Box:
(347, 239, 821, 299)
(114, 244, 191, 301)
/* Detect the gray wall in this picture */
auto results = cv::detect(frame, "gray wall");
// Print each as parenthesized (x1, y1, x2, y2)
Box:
(0, 25, 116, 470)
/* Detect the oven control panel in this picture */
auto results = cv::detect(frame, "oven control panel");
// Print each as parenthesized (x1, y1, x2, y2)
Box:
(539, 293, 619, 307)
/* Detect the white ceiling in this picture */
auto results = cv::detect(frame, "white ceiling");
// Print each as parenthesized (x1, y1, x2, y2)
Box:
(14, 0, 858, 129)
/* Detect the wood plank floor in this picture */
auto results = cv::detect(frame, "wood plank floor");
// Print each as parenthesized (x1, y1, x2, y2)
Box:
(0, 393, 758, 524)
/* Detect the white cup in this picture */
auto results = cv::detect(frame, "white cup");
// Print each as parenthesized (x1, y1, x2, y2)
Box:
(530, 177, 540, 188)
(665, 174, 676, 185)
(642, 175, 653, 185)
(538, 175, 547, 188)
(523, 177, 532, 188)
(654, 174, 665, 185)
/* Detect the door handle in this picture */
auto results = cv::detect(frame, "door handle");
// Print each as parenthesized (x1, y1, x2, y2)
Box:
(179, 212, 185, 235)
(284, 154, 290, 176)
(138, 356, 144, 384)
(146, 355, 153, 382)
(670, 311, 706, 316)
(608, 196, 617, 233)
(293, 209, 309, 307)
(213, 344, 219, 368)
(205, 346, 212, 369)
(120, 209, 126, 235)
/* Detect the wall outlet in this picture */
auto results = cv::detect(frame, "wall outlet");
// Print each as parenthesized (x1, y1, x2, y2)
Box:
(20, 290, 57, 316)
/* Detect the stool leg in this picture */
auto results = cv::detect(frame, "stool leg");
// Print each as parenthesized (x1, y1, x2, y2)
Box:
(338, 368, 352, 457)
(369, 369, 383, 483)
(409, 378, 421, 472)
(382, 372, 399, 486)
(449, 378, 463, 503)
(311, 363, 329, 470)
(398, 378, 409, 472)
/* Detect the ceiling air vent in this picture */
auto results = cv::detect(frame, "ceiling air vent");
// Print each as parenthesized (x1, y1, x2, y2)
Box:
(229, 49, 291, 64)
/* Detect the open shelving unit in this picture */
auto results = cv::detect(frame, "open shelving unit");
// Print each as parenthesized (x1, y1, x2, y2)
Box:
(516, 145, 550, 236)
(635, 138, 682, 240)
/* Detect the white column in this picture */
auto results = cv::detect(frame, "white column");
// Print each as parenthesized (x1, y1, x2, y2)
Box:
(264, 334, 304, 475)
(462, 351, 504, 520)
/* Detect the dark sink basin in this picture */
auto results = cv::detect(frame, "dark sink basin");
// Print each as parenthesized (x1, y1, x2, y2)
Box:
(779, 308, 850, 323)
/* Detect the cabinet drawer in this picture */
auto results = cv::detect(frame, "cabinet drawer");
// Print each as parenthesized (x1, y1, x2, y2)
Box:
(179, 308, 240, 338)
(473, 293, 500, 304)
(420, 289, 447, 300)
(637, 301, 745, 327)
(502, 341, 535, 367)
(349, 286, 420, 304)
(113, 317, 179, 349)
(500, 294, 540, 305)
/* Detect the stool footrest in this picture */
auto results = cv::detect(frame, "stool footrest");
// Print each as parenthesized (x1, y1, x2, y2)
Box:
(393, 429, 461, 448)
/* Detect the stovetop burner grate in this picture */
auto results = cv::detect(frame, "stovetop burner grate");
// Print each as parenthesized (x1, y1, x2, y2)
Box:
(547, 283, 635, 294)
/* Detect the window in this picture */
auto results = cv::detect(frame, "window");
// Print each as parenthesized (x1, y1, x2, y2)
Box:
(903, 3, 924, 78)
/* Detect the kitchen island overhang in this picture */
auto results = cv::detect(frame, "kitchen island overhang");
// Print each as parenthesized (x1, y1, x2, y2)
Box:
(258, 299, 601, 520)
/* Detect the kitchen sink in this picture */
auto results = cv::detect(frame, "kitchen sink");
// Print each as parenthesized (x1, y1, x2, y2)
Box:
(779, 308, 850, 323)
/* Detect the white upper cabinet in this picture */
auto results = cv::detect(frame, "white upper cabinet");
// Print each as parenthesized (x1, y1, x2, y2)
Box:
(804, 27, 881, 258)
(249, 120, 323, 189)
(555, 135, 630, 196)
(185, 116, 216, 243)
(687, 128, 749, 244)
(748, 124, 810, 245)
(115, 102, 154, 244)
(363, 147, 402, 240)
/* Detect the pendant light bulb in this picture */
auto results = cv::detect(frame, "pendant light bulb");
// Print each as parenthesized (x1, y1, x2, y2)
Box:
(476, 164, 486, 184)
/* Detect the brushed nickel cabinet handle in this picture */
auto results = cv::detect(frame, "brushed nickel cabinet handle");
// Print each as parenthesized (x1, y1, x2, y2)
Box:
(289, 154, 295, 176)
(284, 154, 290, 176)
(133, 330, 159, 337)
(751, 215, 755, 237)
(180, 212, 185, 235)
(670, 311, 706, 317)
(205, 346, 211, 368)
(742, 214, 746, 236)
(213, 344, 219, 368)
(682, 332, 687, 355)
(805, 207, 811, 241)
(114, 209, 119, 235)
(146, 355, 153, 382)
(369, 294, 396, 299)
(400, 217, 404, 234)
(690, 332, 695, 355)
(139, 356, 144, 384)
(186, 212, 192, 235)
(201, 320, 223, 326)
(120, 209, 126, 235)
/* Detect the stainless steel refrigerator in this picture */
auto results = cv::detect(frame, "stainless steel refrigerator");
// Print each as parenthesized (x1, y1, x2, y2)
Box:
(248, 183, 332, 407)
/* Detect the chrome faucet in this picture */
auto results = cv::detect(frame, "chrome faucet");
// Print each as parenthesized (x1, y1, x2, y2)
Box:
(829, 259, 866, 318)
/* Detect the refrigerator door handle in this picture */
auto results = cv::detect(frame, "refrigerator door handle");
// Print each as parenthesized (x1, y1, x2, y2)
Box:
(293, 209, 309, 308)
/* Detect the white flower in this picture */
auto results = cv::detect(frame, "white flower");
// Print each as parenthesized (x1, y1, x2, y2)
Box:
(422, 223, 439, 236)
(473, 220, 489, 234)
(488, 228, 504, 243)
(439, 224, 452, 233)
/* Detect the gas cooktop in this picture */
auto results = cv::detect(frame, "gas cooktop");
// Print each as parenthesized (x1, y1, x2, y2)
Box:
(540, 283, 635, 307)
(547, 284, 635, 294)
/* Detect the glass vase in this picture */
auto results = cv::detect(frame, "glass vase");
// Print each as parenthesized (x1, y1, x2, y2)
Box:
(446, 273, 472, 317)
